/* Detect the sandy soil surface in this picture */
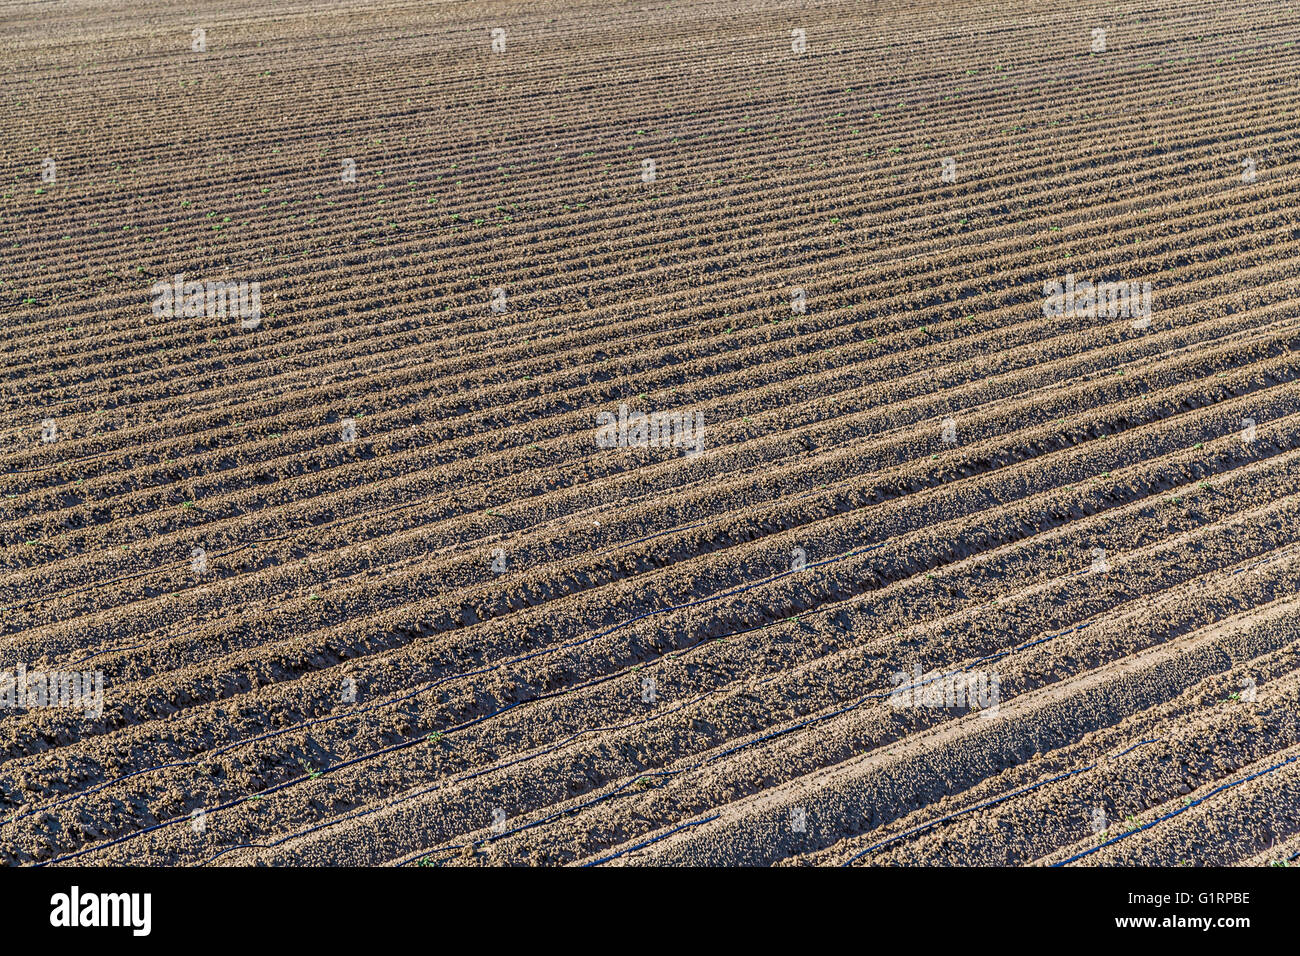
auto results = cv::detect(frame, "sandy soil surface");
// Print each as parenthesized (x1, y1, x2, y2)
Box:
(2, 0, 1298, 866)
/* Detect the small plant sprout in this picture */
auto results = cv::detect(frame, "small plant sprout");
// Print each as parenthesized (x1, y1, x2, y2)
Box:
(490, 548, 507, 573)
(791, 546, 807, 572)
(490, 28, 506, 54)
(791, 27, 807, 55)
(490, 286, 507, 314)
(191, 26, 207, 53)
(340, 416, 357, 443)
(790, 286, 806, 314)
(641, 157, 656, 183)
(341, 158, 357, 183)
(341, 676, 357, 703)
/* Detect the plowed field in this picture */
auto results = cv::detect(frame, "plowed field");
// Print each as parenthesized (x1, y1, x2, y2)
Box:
(2, 0, 1299, 867)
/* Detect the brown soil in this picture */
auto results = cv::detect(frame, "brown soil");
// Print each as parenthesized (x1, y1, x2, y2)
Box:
(2, 0, 1298, 866)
